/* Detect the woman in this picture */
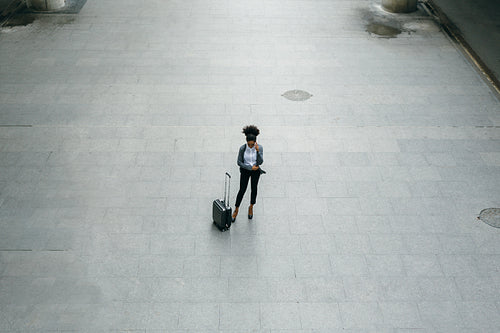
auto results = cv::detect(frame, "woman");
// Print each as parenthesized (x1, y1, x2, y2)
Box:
(232, 125, 264, 222)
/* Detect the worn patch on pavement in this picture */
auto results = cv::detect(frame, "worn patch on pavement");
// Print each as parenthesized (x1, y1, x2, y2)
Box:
(478, 208, 500, 228)
(359, 3, 438, 39)
(366, 23, 401, 38)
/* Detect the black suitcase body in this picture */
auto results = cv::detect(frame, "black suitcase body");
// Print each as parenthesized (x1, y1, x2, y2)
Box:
(213, 172, 232, 231)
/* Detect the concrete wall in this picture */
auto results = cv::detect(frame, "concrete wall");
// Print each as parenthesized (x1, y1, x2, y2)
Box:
(431, 0, 500, 83)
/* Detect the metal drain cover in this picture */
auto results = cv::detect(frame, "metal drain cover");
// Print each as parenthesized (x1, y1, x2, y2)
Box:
(478, 208, 500, 228)
(282, 90, 312, 101)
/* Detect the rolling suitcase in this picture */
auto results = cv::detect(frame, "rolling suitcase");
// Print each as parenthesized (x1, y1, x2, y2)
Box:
(213, 172, 232, 231)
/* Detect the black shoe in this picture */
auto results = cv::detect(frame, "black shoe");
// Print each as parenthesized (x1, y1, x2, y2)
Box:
(231, 217, 236, 223)
(248, 214, 253, 219)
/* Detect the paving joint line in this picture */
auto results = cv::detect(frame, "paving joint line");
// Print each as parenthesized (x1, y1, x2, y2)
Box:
(0, 249, 66, 252)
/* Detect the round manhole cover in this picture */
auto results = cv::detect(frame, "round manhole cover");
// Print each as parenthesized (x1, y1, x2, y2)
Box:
(478, 208, 500, 228)
(282, 90, 312, 101)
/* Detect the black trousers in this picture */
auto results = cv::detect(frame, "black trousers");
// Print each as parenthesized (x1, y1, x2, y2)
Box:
(235, 167, 261, 207)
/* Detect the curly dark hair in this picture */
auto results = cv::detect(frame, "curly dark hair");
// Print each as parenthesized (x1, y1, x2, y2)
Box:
(242, 125, 260, 137)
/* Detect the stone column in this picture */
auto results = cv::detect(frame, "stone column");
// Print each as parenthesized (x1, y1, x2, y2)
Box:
(382, 0, 417, 13)
(27, 0, 66, 11)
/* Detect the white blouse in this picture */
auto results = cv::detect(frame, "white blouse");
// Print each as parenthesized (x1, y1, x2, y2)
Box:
(244, 145, 257, 167)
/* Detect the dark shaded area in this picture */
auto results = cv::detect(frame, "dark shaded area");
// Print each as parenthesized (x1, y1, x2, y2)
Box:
(3, 12, 35, 26)
(0, 0, 25, 24)
(3, 9, 77, 27)
(1, 0, 86, 25)
(1, 0, 87, 16)
(429, 0, 500, 87)
(0, 0, 15, 11)
(27, 0, 87, 14)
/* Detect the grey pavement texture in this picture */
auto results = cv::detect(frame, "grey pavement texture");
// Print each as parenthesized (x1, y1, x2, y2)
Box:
(431, 0, 500, 84)
(1, 0, 500, 331)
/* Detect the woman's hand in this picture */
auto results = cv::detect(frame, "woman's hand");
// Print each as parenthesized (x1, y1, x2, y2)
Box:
(252, 165, 259, 171)
(255, 143, 259, 152)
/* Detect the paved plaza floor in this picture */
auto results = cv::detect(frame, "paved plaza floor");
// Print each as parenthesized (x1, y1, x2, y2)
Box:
(1, 0, 500, 331)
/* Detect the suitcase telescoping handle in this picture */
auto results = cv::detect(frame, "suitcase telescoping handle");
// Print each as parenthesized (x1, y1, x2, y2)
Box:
(224, 172, 231, 208)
